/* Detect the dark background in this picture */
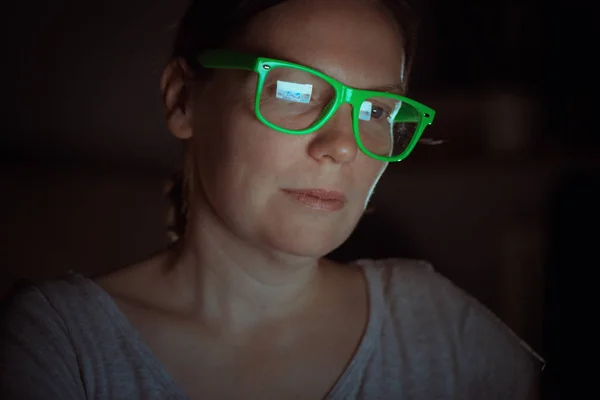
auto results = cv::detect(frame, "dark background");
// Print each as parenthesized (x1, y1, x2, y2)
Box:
(2, 0, 598, 398)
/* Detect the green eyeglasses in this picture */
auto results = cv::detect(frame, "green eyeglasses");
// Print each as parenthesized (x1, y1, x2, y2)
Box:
(198, 50, 436, 162)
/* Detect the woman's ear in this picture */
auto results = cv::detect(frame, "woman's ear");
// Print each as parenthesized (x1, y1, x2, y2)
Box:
(161, 58, 194, 139)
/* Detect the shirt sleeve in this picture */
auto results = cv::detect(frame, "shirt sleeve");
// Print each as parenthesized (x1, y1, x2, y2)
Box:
(0, 283, 85, 400)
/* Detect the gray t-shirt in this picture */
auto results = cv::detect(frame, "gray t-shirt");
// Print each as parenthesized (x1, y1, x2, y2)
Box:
(0, 259, 543, 399)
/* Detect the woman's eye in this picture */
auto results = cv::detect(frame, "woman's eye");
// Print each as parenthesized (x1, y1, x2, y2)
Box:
(371, 106, 385, 119)
(371, 106, 392, 120)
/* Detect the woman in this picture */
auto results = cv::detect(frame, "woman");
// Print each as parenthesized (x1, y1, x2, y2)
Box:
(1, 0, 543, 398)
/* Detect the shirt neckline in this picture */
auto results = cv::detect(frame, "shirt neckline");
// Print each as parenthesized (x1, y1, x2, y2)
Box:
(73, 259, 384, 399)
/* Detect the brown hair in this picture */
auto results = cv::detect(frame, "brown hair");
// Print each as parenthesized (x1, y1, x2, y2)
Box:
(165, 0, 421, 243)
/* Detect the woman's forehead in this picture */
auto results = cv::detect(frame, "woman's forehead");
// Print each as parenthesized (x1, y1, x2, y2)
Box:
(238, 0, 405, 88)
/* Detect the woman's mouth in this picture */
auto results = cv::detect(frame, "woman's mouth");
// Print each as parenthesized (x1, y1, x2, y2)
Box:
(282, 189, 347, 212)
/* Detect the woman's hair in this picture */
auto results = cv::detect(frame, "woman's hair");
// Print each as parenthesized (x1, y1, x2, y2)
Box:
(165, 0, 421, 243)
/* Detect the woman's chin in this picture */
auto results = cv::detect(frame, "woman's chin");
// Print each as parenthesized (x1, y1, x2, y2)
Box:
(262, 224, 355, 259)
(272, 241, 340, 259)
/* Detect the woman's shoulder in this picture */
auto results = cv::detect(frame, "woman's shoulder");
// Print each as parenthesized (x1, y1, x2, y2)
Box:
(355, 257, 545, 369)
(356, 257, 504, 327)
(1, 271, 125, 345)
(355, 257, 471, 322)
(0, 271, 174, 399)
(2, 273, 98, 321)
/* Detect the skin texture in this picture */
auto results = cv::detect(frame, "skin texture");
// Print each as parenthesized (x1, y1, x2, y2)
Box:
(97, 0, 406, 397)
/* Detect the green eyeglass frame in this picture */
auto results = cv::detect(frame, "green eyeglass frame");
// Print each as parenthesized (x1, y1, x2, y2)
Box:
(197, 50, 436, 162)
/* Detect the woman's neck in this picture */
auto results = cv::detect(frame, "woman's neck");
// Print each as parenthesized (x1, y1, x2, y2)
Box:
(167, 216, 328, 338)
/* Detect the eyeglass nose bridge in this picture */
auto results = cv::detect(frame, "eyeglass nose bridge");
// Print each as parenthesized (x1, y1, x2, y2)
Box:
(315, 86, 355, 129)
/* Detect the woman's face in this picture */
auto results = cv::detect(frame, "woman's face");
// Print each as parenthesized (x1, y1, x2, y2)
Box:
(187, 0, 406, 258)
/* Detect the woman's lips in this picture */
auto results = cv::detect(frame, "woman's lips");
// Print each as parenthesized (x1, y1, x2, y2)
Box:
(282, 189, 347, 212)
